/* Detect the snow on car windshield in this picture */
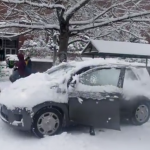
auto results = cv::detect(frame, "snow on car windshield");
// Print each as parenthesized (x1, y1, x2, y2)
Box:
(46, 65, 75, 78)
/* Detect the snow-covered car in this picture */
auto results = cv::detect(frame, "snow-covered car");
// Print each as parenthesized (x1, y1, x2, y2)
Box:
(0, 59, 150, 138)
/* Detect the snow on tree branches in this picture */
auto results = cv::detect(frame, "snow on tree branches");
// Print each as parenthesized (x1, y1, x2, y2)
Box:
(0, 0, 150, 62)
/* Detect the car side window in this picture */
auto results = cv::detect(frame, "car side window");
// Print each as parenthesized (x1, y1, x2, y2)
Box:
(76, 67, 91, 75)
(67, 67, 91, 87)
(124, 69, 137, 80)
(123, 69, 137, 88)
(79, 68, 121, 86)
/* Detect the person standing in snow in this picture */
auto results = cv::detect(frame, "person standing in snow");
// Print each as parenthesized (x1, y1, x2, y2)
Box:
(9, 53, 27, 82)
(15, 53, 27, 77)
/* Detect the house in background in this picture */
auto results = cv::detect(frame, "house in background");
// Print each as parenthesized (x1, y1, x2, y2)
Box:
(0, 33, 19, 61)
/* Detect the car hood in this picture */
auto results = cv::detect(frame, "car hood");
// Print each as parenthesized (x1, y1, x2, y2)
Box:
(0, 73, 68, 110)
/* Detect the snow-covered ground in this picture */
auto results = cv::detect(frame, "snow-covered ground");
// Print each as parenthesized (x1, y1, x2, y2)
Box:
(0, 81, 150, 150)
(0, 81, 11, 90)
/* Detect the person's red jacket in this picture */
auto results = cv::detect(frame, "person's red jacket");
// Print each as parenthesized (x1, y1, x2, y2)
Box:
(15, 53, 26, 77)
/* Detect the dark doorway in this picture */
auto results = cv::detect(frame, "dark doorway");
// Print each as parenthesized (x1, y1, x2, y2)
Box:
(0, 49, 5, 61)
(0, 39, 2, 47)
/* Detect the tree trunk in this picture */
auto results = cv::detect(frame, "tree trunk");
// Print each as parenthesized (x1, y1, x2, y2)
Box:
(58, 32, 69, 63)
(53, 45, 57, 66)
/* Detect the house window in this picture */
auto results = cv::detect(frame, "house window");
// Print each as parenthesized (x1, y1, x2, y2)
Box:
(6, 49, 11, 54)
(12, 49, 16, 54)
(5, 40, 17, 48)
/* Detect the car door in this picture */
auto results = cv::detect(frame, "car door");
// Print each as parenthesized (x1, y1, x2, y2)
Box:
(68, 67, 123, 130)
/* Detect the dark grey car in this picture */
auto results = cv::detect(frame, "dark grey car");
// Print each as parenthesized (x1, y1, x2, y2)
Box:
(1, 63, 150, 138)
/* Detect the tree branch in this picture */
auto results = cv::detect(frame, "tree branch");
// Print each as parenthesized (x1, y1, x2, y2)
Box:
(65, 0, 90, 22)
(1, 0, 65, 10)
(68, 38, 89, 45)
(69, 0, 139, 26)
(0, 29, 33, 38)
(0, 22, 60, 30)
(70, 11, 150, 32)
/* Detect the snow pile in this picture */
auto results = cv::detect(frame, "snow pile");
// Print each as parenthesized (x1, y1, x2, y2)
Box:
(0, 61, 12, 80)
(0, 81, 11, 93)
(0, 73, 68, 109)
(5, 54, 17, 60)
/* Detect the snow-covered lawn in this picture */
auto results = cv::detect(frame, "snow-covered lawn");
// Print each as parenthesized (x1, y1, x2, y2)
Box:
(0, 81, 150, 150)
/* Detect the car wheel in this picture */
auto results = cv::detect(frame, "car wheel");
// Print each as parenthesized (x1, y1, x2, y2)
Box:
(32, 108, 63, 138)
(131, 101, 150, 125)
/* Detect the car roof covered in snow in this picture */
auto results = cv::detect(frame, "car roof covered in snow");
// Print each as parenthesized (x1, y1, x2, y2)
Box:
(68, 58, 146, 67)
(47, 58, 146, 74)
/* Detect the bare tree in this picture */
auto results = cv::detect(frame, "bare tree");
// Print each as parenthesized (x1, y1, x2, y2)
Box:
(0, 0, 150, 62)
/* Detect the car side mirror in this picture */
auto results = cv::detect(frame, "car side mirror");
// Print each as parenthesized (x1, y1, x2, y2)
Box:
(69, 74, 79, 88)
(78, 75, 85, 84)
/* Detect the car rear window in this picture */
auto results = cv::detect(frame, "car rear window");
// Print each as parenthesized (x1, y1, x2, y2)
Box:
(132, 67, 150, 81)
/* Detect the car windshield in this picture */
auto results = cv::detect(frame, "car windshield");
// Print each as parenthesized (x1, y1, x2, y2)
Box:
(46, 65, 75, 77)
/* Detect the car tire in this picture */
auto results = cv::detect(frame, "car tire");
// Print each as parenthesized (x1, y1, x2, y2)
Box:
(131, 101, 150, 126)
(32, 108, 63, 138)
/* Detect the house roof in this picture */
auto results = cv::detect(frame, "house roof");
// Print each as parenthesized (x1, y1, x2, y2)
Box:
(82, 40, 150, 59)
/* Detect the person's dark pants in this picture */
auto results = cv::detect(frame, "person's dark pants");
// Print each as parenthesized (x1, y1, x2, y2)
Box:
(10, 67, 35, 83)
(25, 67, 32, 76)
(9, 70, 20, 83)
